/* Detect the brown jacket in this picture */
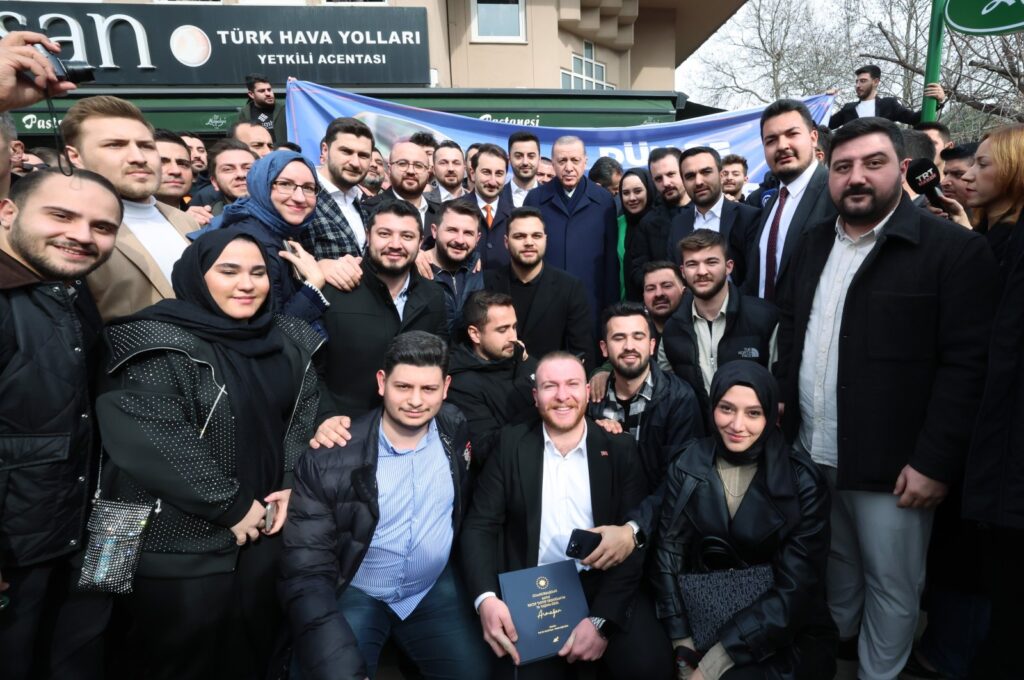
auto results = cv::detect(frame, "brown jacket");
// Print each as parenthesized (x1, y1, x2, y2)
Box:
(87, 202, 198, 321)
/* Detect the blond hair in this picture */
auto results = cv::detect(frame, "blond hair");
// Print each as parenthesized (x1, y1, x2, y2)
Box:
(60, 95, 153, 149)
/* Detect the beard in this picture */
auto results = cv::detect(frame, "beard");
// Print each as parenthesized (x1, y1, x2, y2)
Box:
(9, 219, 106, 280)
(328, 159, 363, 191)
(610, 351, 650, 380)
(436, 242, 472, 271)
(838, 183, 902, 227)
(688, 274, 728, 301)
(370, 247, 415, 277)
(539, 400, 585, 434)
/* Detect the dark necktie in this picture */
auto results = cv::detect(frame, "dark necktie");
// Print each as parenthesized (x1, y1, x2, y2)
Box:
(763, 187, 789, 301)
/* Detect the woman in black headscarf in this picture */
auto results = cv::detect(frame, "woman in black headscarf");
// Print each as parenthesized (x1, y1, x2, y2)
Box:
(95, 227, 323, 680)
(618, 167, 656, 300)
(653, 361, 837, 680)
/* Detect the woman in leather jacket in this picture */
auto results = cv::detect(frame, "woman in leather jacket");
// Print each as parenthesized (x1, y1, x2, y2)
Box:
(653, 361, 837, 680)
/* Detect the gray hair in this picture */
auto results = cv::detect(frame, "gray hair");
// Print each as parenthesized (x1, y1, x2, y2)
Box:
(552, 135, 584, 149)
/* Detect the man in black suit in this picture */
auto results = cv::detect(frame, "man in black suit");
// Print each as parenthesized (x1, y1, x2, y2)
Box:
(484, 207, 595, 371)
(361, 140, 441, 248)
(667, 146, 760, 288)
(625, 147, 689, 295)
(743, 99, 838, 301)
(456, 143, 514, 270)
(460, 352, 673, 680)
(828, 64, 947, 130)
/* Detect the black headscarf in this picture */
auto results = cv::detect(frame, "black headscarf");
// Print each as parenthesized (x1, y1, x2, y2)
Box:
(619, 167, 656, 231)
(708, 361, 784, 467)
(122, 227, 293, 498)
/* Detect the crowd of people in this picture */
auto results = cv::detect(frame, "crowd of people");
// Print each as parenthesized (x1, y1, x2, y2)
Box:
(1, 29, 1023, 680)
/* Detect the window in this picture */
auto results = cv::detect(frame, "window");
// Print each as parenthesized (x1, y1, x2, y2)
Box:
(472, 0, 526, 43)
(560, 41, 614, 90)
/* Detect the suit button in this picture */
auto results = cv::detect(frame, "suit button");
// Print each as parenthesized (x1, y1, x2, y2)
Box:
(81, 413, 89, 419)
(69, 539, 78, 547)
(78, 476, 86, 483)
(73, 347, 82, 353)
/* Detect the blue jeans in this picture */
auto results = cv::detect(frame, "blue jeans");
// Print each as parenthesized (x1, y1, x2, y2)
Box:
(337, 564, 492, 680)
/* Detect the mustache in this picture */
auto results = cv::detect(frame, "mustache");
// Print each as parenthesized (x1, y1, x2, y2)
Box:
(842, 186, 875, 199)
(51, 239, 98, 256)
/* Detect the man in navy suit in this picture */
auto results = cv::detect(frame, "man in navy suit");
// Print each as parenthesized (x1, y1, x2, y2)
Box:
(525, 135, 619, 323)
(828, 64, 947, 130)
(666, 146, 760, 288)
(457, 143, 514, 270)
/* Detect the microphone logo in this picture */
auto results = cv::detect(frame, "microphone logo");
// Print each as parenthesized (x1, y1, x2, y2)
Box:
(914, 167, 938, 186)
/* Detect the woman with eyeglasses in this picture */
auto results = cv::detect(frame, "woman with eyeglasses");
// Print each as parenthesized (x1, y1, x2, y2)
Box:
(204, 149, 329, 326)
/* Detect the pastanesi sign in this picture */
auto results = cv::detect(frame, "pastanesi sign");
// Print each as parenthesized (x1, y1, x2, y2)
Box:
(0, 2, 430, 86)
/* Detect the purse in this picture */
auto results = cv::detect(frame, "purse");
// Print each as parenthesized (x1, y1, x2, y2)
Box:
(77, 455, 160, 594)
(678, 536, 774, 651)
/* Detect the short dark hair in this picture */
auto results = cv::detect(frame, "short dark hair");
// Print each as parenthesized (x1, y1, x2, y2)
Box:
(678, 228, 727, 259)
(208, 139, 258, 174)
(369, 200, 423, 233)
(721, 154, 748, 173)
(28, 147, 59, 167)
(470, 143, 509, 170)
(438, 199, 483, 225)
(601, 301, 655, 340)
(10, 168, 123, 223)
(153, 129, 189, 154)
(324, 116, 375, 148)
(588, 157, 624, 186)
(540, 156, 552, 164)
(174, 131, 203, 143)
(940, 142, 978, 162)
(245, 73, 271, 91)
(383, 331, 449, 376)
(642, 260, 684, 285)
(466, 142, 483, 156)
(901, 129, 936, 162)
(437, 139, 464, 154)
(855, 65, 882, 80)
(680, 146, 722, 170)
(828, 117, 905, 164)
(760, 99, 815, 136)
(648, 147, 682, 167)
(463, 290, 515, 332)
(409, 131, 438, 150)
(915, 121, 952, 144)
(815, 125, 833, 158)
(507, 206, 545, 231)
(507, 131, 540, 153)
(276, 141, 302, 153)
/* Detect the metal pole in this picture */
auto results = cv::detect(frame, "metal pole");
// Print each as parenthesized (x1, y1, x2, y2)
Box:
(921, 0, 947, 122)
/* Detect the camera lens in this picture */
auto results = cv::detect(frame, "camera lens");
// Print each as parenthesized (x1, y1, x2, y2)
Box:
(62, 61, 95, 85)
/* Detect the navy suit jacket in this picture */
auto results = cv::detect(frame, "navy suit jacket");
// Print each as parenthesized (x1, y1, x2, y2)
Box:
(524, 176, 619, 320)
(666, 198, 761, 288)
(457, 189, 514, 271)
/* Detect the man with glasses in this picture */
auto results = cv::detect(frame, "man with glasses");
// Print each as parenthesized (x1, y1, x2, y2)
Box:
(363, 140, 441, 249)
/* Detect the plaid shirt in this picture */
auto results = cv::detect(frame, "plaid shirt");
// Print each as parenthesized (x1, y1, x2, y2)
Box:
(594, 370, 655, 441)
(301, 187, 368, 260)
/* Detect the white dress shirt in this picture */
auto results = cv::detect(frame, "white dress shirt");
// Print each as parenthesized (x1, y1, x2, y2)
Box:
(757, 160, 819, 298)
(694, 193, 726, 232)
(856, 99, 877, 119)
(438, 186, 464, 202)
(510, 179, 537, 208)
(797, 212, 893, 467)
(538, 424, 593, 568)
(318, 170, 366, 249)
(121, 198, 189, 282)
(692, 291, 729, 392)
(476, 193, 499, 223)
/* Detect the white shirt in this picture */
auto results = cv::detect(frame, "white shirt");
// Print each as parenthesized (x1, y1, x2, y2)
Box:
(538, 424, 593, 569)
(510, 179, 537, 208)
(121, 198, 189, 283)
(694, 193, 726, 232)
(318, 170, 366, 249)
(438, 186, 464, 202)
(797, 212, 893, 467)
(757, 161, 819, 297)
(476, 192, 499, 222)
(856, 99, 877, 119)
(692, 291, 730, 392)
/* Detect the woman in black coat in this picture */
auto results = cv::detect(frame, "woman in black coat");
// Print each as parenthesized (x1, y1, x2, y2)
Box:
(95, 227, 323, 680)
(653, 361, 836, 680)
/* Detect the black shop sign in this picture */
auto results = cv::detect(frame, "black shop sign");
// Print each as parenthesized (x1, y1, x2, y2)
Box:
(0, 2, 430, 86)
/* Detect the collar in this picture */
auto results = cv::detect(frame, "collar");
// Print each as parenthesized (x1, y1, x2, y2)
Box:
(698, 193, 726, 220)
(317, 169, 361, 201)
(781, 160, 819, 198)
(609, 369, 655, 404)
(395, 273, 412, 301)
(511, 179, 537, 194)
(439, 186, 464, 202)
(476, 192, 499, 210)
(692, 288, 730, 322)
(542, 422, 588, 458)
(379, 419, 438, 456)
(0, 247, 43, 289)
(834, 203, 898, 244)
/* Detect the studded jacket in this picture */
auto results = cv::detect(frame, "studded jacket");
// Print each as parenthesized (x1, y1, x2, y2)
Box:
(95, 316, 324, 578)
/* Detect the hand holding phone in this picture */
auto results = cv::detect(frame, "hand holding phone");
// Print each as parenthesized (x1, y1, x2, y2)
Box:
(565, 529, 602, 560)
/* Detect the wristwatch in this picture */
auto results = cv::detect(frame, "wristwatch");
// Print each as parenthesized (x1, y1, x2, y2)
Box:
(588, 616, 607, 639)
(628, 521, 646, 549)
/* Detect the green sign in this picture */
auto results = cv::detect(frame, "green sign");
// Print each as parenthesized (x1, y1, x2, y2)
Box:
(946, 0, 1024, 36)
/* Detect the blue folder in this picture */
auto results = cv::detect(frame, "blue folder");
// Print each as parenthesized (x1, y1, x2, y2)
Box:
(498, 559, 590, 665)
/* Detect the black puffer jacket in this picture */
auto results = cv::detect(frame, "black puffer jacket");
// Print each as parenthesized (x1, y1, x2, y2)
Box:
(0, 253, 103, 567)
(654, 437, 837, 678)
(95, 316, 323, 578)
(279, 404, 472, 680)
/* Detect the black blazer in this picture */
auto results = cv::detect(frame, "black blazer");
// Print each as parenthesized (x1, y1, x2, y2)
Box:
(361, 187, 442, 249)
(460, 419, 647, 627)
(483, 264, 596, 371)
(828, 96, 924, 129)
(775, 195, 998, 491)
(666, 199, 762, 288)
(742, 163, 836, 298)
(454, 191, 514, 270)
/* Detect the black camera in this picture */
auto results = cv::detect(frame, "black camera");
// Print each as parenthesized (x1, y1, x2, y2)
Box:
(32, 42, 94, 85)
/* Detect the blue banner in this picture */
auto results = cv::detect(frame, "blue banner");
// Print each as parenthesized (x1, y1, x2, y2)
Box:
(285, 81, 834, 184)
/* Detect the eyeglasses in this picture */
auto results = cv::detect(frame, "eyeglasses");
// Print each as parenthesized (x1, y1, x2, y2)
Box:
(271, 179, 317, 197)
(391, 159, 430, 173)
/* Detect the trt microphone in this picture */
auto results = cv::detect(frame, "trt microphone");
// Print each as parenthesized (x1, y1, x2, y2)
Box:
(906, 158, 944, 206)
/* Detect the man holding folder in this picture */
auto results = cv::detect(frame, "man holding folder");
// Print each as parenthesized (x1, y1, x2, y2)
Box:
(460, 352, 673, 679)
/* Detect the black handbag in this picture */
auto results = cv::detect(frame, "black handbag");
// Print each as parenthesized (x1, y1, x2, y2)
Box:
(678, 536, 774, 651)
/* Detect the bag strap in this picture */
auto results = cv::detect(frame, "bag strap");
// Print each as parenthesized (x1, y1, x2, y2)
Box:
(92, 453, 161, 514)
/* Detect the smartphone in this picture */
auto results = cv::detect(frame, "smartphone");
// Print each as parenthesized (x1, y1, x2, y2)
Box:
(565, 529, 602, 560)
(264, 502, 276, 531)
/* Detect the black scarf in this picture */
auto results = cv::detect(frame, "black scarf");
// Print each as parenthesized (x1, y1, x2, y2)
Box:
(620, 167, 656, 231)
(707, 360, 785, 467)
(121, 227, 293, 498)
